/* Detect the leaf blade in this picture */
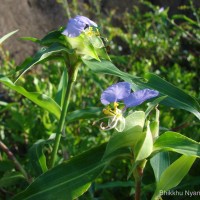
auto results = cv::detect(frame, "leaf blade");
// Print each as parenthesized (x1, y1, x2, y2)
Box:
(152, 155, 196, 199)
(0, 75, 61, 119)
(0, 30, 18, 44)
(153, 131, 200, 157)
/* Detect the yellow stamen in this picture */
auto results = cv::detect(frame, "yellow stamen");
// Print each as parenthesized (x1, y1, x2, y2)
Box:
(103, 107, 115, 116)
(85, 27, 100, 37)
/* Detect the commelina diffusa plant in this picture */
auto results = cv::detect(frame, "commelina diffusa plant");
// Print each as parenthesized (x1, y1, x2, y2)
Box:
(0, 15, 200, 200)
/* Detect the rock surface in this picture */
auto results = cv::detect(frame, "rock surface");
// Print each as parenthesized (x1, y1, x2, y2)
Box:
(0, 0, 66, 64)
(0, 0, 199, 65)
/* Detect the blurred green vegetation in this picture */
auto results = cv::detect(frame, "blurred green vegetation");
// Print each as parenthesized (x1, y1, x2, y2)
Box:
(0, 0, 200, 199)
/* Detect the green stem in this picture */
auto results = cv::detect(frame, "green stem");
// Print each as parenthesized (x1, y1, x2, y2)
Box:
(49, 62, 80, 168)
(63, 0, 71, 19)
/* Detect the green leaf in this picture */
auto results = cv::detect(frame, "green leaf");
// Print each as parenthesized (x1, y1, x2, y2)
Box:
(172, 14, 199, 27)
(12, 140, 132, 200)
(134, 121, 153, 161)
(20, 37, 40, 43)
(150, 152, 170, 182)
(82, 59, 139, 83)
(15, 43, 72, 82)
(13, 144, 108, 200)
(0, 30, 18, 44)
(153, 131, 200, 157)
(55, 67, 68, 108)
(66, 107, 102, 123)
(40, 30, 66, 46)
(29, 139, 49, 176)
(143, 73, 200, 120)
(151, 155, 196, 200)
(83, 59, 200, 119)
(145, 96, 167, 118)
(0, 172, 25, 188)
(103, 111, 145, 159)
(0, 75, 61, 119)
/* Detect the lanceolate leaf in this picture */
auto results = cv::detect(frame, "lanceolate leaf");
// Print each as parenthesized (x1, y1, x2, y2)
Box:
(20, 37, 40, 43)
(0, 30, 18, 44)
(82, 59, 139, 84)
(12, 115, 141, 200)
(0, 75, 61, 119)
(143, 73, 200, 120)
(153, 131, 200, 157)
(15, 43, 72, 82)
(83, 59, 200, 119)
(13, 144, 108, 200)
(151, 155, 196, 200)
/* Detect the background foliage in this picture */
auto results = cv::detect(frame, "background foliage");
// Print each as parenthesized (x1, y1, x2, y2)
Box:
(0, 0, 200, 199)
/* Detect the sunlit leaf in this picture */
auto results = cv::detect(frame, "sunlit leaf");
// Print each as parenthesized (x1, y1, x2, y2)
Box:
(15, 43, 72, 82)
(134, 121, 153, 161)
(153, 131, 200, 157)
(0, 75, 61, 119)
(143, 73, 200, 120)
(82, 59, 139, 84)
(83, 59, 200, 119)
(151, 155, 196, 200)
(66, 34, 100, 61)
(0, 30, 18, 44)
(20, 37, 40, 43)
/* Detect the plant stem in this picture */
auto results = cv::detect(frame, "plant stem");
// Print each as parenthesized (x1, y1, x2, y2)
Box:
(0, 140, 31, 183)
(135, 178, 141, 200)
(134, 167, 142, 200)
(63, 0, 71, 19)
(134, 160, 147, 200)
(49, 61, 80, 168)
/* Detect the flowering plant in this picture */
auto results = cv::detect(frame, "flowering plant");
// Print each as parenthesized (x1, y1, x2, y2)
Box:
(100, 82, 159, 131)
(62, 15, 98, 37)
(0, 14, 200, 200)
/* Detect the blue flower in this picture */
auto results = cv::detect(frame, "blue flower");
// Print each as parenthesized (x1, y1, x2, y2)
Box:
(100, 82, 131, 105)
(62, 15, 97, 37)
(101, 82, 159, 108)
(100, 82, 159, 132)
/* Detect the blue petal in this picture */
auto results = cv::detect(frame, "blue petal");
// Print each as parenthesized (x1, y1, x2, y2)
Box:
(62, 15, 97, 37)
(74, 15, 97, 27)
(101, 82, 131, 105)
(123, 89, 159, 108)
